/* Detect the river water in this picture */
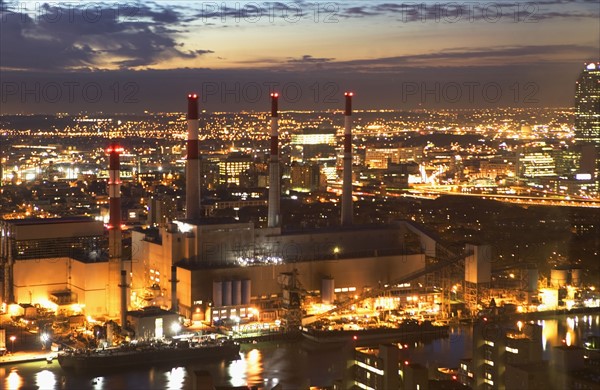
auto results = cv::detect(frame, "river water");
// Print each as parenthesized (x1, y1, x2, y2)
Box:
(2, 313, 599, 389)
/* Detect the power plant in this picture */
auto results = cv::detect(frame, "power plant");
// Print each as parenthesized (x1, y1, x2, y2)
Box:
(1, 92, 597, 352)
(0, 91, 598, 390)
(129, 92, 437, 325)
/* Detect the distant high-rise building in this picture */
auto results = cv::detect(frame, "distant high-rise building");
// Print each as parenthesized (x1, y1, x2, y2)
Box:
(290, 162, 324, 192)
(365, 147, 424, 169)
(519, 148, 556, 179)
(290, 127, 337, 163)
(148, 195, 178, 227)
(291, 127, 338, 183)
(218, 153, 253, 186)
(575, 62, 600, 144)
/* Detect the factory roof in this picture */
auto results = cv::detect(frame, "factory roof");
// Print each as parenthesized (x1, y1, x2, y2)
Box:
(280, 223, 401, 236)
(0, 216, 95, 226)
(177, 217, 242, 226)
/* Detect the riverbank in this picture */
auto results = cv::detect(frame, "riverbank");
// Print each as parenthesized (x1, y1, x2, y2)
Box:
(1, 313, 597, 389)
(0, 351, 56, 366)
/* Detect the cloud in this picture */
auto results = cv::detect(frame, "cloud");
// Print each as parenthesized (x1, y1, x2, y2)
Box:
(343, 6, 379, 17)
(339, 0, 599, 21)
(0, 2, 213, 71)
(284, 45, 599, 73)
(287, 55, 335, 64)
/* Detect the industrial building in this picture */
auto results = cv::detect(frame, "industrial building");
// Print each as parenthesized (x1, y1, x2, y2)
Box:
(0, 217, 109, 316)
(129, 92, 444, 325)
(1, 92, 491, 328)
(0, 141, 129, 321)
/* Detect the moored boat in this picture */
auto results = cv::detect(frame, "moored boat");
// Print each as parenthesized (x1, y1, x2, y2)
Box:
(58, 339, 240, 372)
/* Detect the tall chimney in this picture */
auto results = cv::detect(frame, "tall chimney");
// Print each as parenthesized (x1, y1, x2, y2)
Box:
(107, 142, 124, 320)
(342, 92, 354, 226)
(268, 92, 281, 228)
(170, 265, 178, 313)
(120, 270, 127, 329)
(186, 93, 201, 220)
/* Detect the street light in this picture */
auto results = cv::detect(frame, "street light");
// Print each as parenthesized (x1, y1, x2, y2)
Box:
(9, 336, 16, 353)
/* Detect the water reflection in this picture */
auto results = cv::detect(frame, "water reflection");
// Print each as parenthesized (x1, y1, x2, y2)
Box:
(228, 353, 247, 387)
(35, 369, 56, 389)
(225, 349, 265, 387)
(165, 367, 186, 390)
(542, 319, 557, 354)
(246, 348, 262, 384)
(3, 314, 599, 389)
(5, 369, 23, 390)
(93, 376, 104, 389)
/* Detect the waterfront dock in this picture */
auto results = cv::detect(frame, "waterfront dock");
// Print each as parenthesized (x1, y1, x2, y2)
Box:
(0, 351, 57, 366)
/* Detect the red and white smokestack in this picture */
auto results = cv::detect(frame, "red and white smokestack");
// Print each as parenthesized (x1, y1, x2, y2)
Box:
(107, 142, 123, 256)
(268, 92, 281, 228)
(341, 92, 353, 226)
(107, 142, 125, 322)
(186, 93, 201, 220)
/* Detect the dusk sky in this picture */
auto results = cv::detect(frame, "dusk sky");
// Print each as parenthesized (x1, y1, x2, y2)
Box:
(1, 0, 599, 113)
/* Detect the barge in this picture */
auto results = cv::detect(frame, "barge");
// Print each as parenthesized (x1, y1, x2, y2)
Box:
(58, 339, 240, 372)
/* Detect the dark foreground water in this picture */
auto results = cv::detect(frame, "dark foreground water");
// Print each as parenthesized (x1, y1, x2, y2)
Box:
(2, 313, 599, 389)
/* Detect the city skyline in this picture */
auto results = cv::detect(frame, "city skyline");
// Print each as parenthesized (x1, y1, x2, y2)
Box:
(1, 1, 599, 113)
(1, 1, 599, 389)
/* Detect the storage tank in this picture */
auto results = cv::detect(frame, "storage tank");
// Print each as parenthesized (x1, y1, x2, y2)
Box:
(212, 281, 223, 308)
(241, 279, 251, 305)
(321, 277, 335, 304)
(571, 268, 582, 287)
(527, 268, 539, 292)
(550, 268, 568, 288)
(222, 280, 232, 307)
(232, 280, 242, 306)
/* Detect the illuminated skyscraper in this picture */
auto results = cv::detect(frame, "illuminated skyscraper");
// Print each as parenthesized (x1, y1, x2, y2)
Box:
(291, 127, 337, 182)
(218, 152, 253, 186)
(575, 62, 600, 144)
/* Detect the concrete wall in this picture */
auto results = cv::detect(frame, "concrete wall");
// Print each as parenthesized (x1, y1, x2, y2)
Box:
(131, 229, 177, 303)
(70, 260, 109, 316)
(131, 222, 430, 317)
(13, 257, 109, 316)
(177, 267, 192, 316)
(13, 257, 69, 304)
(182, 253, 425, 307)
(159, 223, 412, 267)
(465, 244, 491, 284)
(130, 230, 148, 297)
(194, 222, 254, 265)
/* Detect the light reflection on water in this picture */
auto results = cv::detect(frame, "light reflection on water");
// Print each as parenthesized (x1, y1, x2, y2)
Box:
(35, 369, 56, 389)
(227, 353, 247, 387)
(245, 348, 263, 384)
(93, 376, 104, 389)
(165, 367, 186, 390)
(4, 369, 24, 390)
(4, 314, 599, 389)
